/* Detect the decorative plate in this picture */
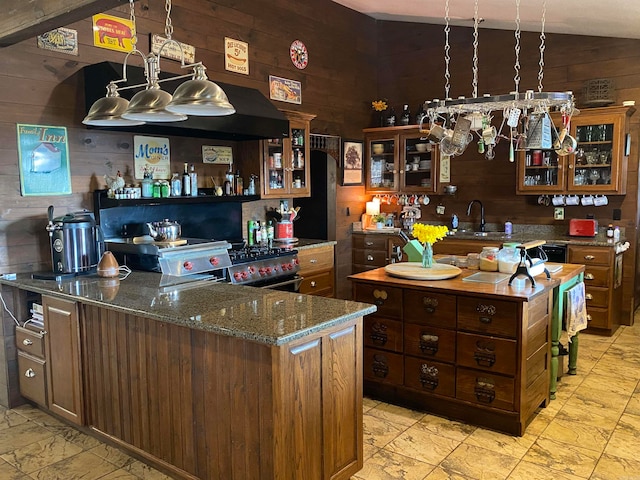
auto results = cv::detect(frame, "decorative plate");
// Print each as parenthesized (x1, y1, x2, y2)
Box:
(290, 40, 308, 69)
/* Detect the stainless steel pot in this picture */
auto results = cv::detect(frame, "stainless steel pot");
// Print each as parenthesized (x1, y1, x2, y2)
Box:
(147, 219, 181, 242)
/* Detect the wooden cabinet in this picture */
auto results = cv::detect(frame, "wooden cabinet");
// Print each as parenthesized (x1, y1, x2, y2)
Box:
(42, 295, 84, 425)
(517, 106, 634, 195)
(568, 245, 622, 335)
(298, 244, 335, 297)
(352, 232, 405, 273)
(352, 279, 551, 436)
(16, 326, 47, 407)
(363, 126, 442, 194)
(262, 110, 316, 198)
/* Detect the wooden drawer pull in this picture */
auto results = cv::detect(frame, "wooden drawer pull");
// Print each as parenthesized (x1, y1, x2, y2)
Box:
(422, 296, 439, 313)
(585, 293, 593, 300)
(24, 368, 36, 378)
(365, 241, 374, 246)
(419, 364, 439, 390)
(419, 334, 439, 355)
(367, 255, 374, 262)
(584, 255, 595, 260)
(584, 273, 595, 280)
(371, 322, 388, 346)
(310, 281, 316, 287)
(22, 338, 33, 346)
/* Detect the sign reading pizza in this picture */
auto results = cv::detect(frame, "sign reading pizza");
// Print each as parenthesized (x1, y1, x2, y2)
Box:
(92, 13, 135, 52)
(224, 37, 249, 75)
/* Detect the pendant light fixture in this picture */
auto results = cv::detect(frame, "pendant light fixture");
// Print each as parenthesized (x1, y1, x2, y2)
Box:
(83, 0, 234, 126)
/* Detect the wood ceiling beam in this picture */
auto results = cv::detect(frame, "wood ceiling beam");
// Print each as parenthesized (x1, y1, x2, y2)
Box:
(0, 0, 129, 47)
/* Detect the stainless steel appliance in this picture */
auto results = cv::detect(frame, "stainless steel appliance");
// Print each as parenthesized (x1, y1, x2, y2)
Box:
(45, 206, 104, 274)
(106, 238, 301, 291)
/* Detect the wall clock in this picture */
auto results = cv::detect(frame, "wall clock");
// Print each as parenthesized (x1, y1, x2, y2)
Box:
(290, 40, 308, 70)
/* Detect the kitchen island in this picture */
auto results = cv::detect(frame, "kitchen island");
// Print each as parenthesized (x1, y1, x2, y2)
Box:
(349, 263, 583, 436)
(0, 271, 375, 480)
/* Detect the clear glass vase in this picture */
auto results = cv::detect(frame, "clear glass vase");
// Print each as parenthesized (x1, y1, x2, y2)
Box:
(422, 242, 433, 268)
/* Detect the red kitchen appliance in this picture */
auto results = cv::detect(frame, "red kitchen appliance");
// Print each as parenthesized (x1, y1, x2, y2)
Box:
(569, 219, 598, 237)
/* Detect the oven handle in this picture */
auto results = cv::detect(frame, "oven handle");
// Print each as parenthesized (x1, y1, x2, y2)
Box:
(260, 276, 304, 291)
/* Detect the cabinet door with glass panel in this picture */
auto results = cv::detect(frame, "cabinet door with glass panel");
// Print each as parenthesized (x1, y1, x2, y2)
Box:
(517, 148, 566, 194)
(364, 131, 400, 193)
(401, 132, 438, 193)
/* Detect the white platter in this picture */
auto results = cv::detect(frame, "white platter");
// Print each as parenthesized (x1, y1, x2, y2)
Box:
(384, 262, 461, 280)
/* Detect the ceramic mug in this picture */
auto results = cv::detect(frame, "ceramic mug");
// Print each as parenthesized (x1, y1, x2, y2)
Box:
(552, 195, 565, 206)
(594, 194, 609, 206)
(565, 195, 580, 206)
(581, 195, 595, 206)
(537, 195, 551, 206)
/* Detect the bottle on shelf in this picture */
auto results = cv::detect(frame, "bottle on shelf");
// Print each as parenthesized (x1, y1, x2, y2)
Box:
(224, 166, 235, 195)
(141, 166, 153, 198)
(170, 173, 182, 196)
(400, 104, 411, 125)
(189, 164, 198, 197)
(386, 107, 396, 127)
(235, 170, 243, 195)
(182, 162, 191, 196)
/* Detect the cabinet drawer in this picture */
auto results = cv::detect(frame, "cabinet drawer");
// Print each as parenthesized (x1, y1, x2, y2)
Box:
(583, 266, 610, 288)
(364, 316, 403, 352)
(353, 283, 402, 318)
(584, 286, 608, 308)
(457, 297, 518, 338)
(17, 351, 47, 407)
(568, 246, 611, 266)
(352, 248, 388, 267)
(16, 326, 45, 359)
(456, 332, 517, 376)
(403, 290, 456, 328)
(404, 357, 455, 398)
(456, 367, 515, 411)
(299, 270, 334, 297)
(404, 324, 456, 363)
(353, 235, 387, 250)
(586, 307, 609, 329)
(363, 348, 403, 385)
(297, 245, 334, 273)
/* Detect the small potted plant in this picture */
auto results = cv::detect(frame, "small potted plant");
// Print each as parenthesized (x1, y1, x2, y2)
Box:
(371, 214, 386, 229)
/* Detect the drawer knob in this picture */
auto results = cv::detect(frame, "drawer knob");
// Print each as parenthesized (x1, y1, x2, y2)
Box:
(367, 255, 374, 262)
(310, 281, 316, 287)
(584, 273, 595, 280)
(587, 314, 592, 321)
(365, 241, 374, 246)
(584, 255, 595, 260)
(310, 259, 318, 264)
(22, 339, 33, 346)
(585, 293, 593, 300)
(24, 368, 36, 378)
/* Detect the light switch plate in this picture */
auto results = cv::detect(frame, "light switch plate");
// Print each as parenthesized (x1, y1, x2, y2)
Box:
(436, 205, 446, 215)
(554, 207, 564, 220)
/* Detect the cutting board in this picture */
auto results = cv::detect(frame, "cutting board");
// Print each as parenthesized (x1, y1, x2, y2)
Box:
(132, 235, 187, 246)
(384, 262, 461, 280)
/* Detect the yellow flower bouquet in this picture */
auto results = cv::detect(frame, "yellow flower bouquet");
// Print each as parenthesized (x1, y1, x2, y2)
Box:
(411, 223, 449, 268)
(371, 100, 388, 112)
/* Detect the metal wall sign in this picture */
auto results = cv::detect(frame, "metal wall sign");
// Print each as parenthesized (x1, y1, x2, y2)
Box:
(37, 28, 78, 55)
(151, 34, 195, 63)
(224, 37, 249, 75)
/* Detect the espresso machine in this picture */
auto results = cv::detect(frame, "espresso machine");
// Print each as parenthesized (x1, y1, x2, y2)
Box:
(38, 205, 104, 278)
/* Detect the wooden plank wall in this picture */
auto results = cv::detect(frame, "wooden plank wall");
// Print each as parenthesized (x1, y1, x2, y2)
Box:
(374, 22, 640, 325)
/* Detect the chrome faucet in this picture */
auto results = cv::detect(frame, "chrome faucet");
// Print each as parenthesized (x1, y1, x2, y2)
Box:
(466, 200, 486, 232)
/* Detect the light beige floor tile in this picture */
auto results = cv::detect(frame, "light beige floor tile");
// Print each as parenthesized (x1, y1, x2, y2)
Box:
(555, 400, 621, 429)
(423, 465, 472, 480)
(599, 345, 640, 365)
(415, 414, 476, 442)
(363, 396, 381, 412)
(384, 422, 460, 466)
(0, 459, 29, 480)
(624, 392, 640, 416)
(439, 443, 519, 480)
(121, 460, 174, 479)
(367, 402, 426, 428)
(570, 385, 629, 415)
(590, 452, 640, 480)
(353, 449, 435, 480)
(28, 450, 118, 480)
(573, 371, 638, 396)
(0, 409, 30, 430)
(0, 422, 55, 455)
(521, 436, 600, 477)
(87, 444, 134, 469)
(539, 417, 612, 453)
(603, 414, 640, 462)
(96, 469, 140, 479)
(363, 412, 408, 448)
(591, 358, 640, 380)
(12, 406, 66, 429)
(506, 460, 588, 480)
(40, 423, 103, 450)
(363, 442, 379, 461)
(463, 427, 536, 459)
(0, 435, 82, 473)
(523, 412, 552, 437)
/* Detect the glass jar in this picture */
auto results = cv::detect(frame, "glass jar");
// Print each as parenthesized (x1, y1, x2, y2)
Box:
(466, 252, 480, 270)
(498, 243, 521, 274)
(479, 247, 499, 272)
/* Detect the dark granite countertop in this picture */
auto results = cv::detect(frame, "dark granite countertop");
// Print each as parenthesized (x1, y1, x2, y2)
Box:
(0, 271, 375, 346)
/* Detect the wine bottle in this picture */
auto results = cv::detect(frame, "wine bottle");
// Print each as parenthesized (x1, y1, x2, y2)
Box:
(386, 107, 396, 126)
(189, 163, 198, 197)
(182, 162, 191, 196)
(400, 104, 411, 125)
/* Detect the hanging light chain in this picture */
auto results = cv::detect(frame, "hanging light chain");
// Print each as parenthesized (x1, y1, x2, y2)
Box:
(444, 0, 451, 99)
(472, 0, 479, 98)
(538, 0, 546, 92)
(129, 0, 137, 48)
(165, 0, 174, 39)
(513, 0, 521, 93)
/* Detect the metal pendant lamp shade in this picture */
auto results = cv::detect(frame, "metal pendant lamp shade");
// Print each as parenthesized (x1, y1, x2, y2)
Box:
(121, 87, 188, 122)
(166, 65, 236, 116)
(83, 83, 145, 126)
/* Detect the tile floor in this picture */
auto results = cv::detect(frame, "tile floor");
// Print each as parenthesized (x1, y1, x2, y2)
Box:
(1, 320, 639, 479)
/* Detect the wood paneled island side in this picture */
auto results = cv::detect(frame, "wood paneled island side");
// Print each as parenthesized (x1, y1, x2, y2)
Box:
(0, 272, 376, 480)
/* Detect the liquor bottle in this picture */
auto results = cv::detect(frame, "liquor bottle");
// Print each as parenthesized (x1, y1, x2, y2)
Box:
(182, 162, 191, 196)
(386, 107, 396, 127)
(400, 104, 411, 125)
(235, 170, 243, 195)
(189, 164, 198, 197)
(224, 166, 234, 195)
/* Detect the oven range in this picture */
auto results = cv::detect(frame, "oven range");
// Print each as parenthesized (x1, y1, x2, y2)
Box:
(105, 238, 301, 290)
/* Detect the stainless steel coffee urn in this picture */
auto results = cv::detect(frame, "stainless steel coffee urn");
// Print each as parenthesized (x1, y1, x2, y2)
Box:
(46, 205, 104, 274)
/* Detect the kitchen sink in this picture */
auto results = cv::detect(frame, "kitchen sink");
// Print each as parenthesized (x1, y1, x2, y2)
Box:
(450, 230, 508, 239)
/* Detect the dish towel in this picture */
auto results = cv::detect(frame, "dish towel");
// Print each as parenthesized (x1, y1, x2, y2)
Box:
(565, 281, 588, 339)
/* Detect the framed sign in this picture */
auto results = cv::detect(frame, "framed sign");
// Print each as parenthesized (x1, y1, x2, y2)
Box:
(341, 140, 363, 186)
(269, 75, 301, 104)
(134, 135, 171, 179)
